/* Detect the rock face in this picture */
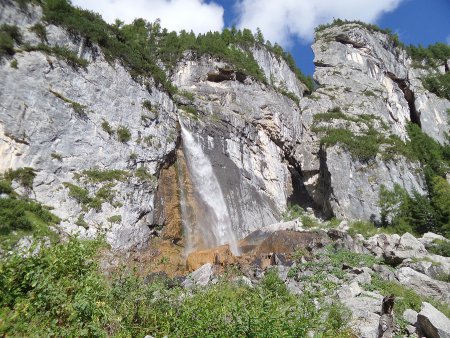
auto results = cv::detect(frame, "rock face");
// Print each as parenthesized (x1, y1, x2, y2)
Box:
(396, 267, 450, 303)
(1, 1, 449, 251)
(0, 1, 178, 250)
(417, 302, 450, 338)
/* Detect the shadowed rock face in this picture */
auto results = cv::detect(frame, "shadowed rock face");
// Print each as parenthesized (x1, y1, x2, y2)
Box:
(0, 1, 448, 251)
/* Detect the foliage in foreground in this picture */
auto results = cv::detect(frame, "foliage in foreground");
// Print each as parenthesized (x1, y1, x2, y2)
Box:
(0, 175, 60, 250)
(0, 239, 353, 337)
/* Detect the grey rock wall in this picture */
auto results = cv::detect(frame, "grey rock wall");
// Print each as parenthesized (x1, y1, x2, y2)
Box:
(1, 2, 448, 250)
(0, 1, 178, 250)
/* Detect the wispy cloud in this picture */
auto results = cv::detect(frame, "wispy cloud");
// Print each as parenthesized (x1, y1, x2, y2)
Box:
(235, 0, 405, 46)
(71, 0, 224, 34)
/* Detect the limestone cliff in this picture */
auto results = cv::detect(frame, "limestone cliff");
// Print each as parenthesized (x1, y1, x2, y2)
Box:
(0, 1, 448, 251)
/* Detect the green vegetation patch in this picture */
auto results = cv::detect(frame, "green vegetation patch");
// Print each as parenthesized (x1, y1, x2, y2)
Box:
(23, 43, 88, 68)
(312, 108, 421, 162)
(407, 42, 450, 68)
(4, 167, 36, 190)
(0, 239, 352, 337)
(0, 24, 22, 57)
(0, 176, 59, 250)
(81, 169, 128, 183)
(315, 19, 402, 48)
(422, 72, 450, 101)
(29, 23, 47, 42)
(49, 89, 87, 117)
(116, 126, 131, 143)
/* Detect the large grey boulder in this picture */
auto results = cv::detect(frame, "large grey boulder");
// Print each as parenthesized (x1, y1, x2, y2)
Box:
(396, 267, 450, 303)
(417, 302, 450, 338)
(403, 308, 418, 325)
(182, 263, 214, 288)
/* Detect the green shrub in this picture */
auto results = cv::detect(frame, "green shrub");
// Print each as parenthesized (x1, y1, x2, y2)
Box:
(142, 100, 153, 111)
(422, 72, 450, 101)
(282, 203, 304, 221)
(407, 43, 450, 68)
(51, 152, 62, 161)
(117, 126, 131, 143)
(428, 240, 450, 257)
(0, 238, 354, 337)
(49, 89, 87, 117)
(101, 119, 113, 135)
(82, 169, 128, 183)
(5, 167, 36, 190)
(0, 196, 60, 249)
(0, 31, 15, 56)
(75, 214, 88, 229)
(107, 215, 122, 224)
(23, 43, 88, 68)
(348, 220, 379, 238)
(29, 23, 47, 42)
(63, 182, 90, 205)
(10, 59, 18, 68)
(134, 167, 156, 184)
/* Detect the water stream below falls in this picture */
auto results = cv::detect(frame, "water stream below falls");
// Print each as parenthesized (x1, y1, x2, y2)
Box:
(179, 122, 239, 255)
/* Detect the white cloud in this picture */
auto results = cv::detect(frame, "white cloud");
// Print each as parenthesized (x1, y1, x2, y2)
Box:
(447, 35, 450, 45)
(235, 0, 405, 46)
(71, 0, 224, 34)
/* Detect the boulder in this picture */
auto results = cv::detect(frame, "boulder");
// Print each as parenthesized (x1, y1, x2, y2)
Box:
(383, 232, 428, 264)
(372, 264, 397, 281)
(232, 276, 253, 288)
(419, 232, 449, 248)
(403, 309, 418, 326)
(402, 257, 450, 280)
(256, 230, 330, 255)
(396, 267, 450, 303)
(186, 245, 235, 271)
(328, 229, 368, 254)
(182, 263, 213, 288)
(417, 302, 450, 338)
(337, 281, 363, 299)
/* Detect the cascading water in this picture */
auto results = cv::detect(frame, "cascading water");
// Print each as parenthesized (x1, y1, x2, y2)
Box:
(179, 121, 239, 255)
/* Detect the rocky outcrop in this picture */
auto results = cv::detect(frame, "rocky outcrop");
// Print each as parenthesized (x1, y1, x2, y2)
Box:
(417, 302, 450, 338)
(0, 1, 178, 250)
(396, 267, 450, 303)
(1, 1, 448, 252)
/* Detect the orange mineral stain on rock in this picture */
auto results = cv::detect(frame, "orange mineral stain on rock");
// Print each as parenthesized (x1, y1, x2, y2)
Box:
(186, 244, 236, 271)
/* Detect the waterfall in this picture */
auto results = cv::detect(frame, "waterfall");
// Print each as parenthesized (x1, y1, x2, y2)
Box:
(179, 122, 239, 255)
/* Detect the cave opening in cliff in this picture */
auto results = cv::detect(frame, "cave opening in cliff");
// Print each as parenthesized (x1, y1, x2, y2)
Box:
(287, 167, 319, 215)
(386, 73, 421, 127)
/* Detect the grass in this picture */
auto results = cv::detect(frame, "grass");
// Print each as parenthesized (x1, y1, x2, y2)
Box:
(117, 126, 131, 143)
(22, 43, 88, 68)
(4, 167, 35, 190)
(427, 240, 450, 257)
(0, 239, 353, 337)
(50, 152, 62, 161)
(0, 178, 59, 250)
(29, 23, 47, 42)
(312, 108, 417, 162)
(134, 167, 156, 185)
(49, 89, 87, 117)
(107, 215, 122, 224)
(81, 169, 128, 183)
(101, 119, 113, 135)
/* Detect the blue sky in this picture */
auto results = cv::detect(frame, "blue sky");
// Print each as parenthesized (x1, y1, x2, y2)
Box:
(73, 0, 450, 76)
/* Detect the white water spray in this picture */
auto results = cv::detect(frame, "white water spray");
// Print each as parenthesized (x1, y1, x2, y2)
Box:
(179, 122, 239, 255)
